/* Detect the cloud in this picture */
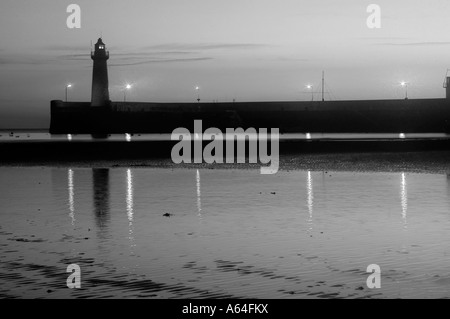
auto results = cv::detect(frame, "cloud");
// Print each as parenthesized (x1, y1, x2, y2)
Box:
(377, 41, 450, 46)
(142, 43, 272, 51)
(109, 57, 213, 67)
(44, 42, 271, 54)
(115, 51, 194, 56)
(56, 50, 213, 66)
(57, 53, 89, 61)
(1, 42, 270, 67)
(358, 37, 410, 40)
(0, 54, 54, 65)
(42, 44, 91, 52)
(272, 56, 309, 62)
(104, 42, 272, 66)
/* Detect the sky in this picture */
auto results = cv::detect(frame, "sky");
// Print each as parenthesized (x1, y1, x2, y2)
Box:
(1, 0, 450, 128)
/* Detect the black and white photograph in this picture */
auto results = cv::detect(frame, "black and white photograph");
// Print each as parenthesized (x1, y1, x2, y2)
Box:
(1, 0, 450, 306)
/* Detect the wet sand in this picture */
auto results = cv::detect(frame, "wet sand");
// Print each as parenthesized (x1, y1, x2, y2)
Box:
(1, 166, 450, 299)
(2, 151, 450, 175)
(2, 138, 450, 299)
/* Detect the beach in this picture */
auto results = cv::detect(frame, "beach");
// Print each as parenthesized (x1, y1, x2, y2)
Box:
(2, 150, 450, 174)
(1, 149, 450, 298)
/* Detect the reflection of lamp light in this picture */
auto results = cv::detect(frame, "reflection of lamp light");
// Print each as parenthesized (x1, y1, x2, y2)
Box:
(68, 169, 75, 225)
(125, 133, 131, 142)
(126, 169, 135, 246)
(196, 169, 202, 216)
(306, 133, 312, 140)
(399, 133, 406, 139)
(126, 169, 133, 223)
(307, 171, 313, 232)
(400, 172, 408, 229)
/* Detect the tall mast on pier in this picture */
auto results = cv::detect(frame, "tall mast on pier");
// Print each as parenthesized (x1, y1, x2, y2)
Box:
(322, 71, 325, 102)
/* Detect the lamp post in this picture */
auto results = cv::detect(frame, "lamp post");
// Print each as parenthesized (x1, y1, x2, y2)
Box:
(124, 84, 132, 102)
(65, 84, 72, 102)
(400, 81, 408, 100)
(196, 86, 200, 103)
(306, 84, 313, 101)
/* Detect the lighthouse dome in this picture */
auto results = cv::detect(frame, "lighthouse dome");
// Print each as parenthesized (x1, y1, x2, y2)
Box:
(95, 38, 106, 50)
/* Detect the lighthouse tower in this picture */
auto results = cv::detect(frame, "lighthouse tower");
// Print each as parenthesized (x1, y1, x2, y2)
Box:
(91, 38, 110, 106)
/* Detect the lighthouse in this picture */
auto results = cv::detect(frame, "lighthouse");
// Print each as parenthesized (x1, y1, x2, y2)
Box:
(91, 38, 110, 106)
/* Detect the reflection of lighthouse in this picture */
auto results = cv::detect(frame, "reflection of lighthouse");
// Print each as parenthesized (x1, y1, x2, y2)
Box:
(92, 168, 110, 231)
(91, 38, 110, 106)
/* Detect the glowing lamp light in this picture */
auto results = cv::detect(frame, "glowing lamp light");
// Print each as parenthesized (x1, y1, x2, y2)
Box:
(195, 86, 201, 103)
(65, 84, 72, 102)
(306, 133, 312, 140)
(124, 84, 132, 101)
(399, 133, 406, 139)
(306, 84, 314, 101)
(125, 133, 132, 142)
(67, 134, 72, 141)
(400, 82, 409, 99)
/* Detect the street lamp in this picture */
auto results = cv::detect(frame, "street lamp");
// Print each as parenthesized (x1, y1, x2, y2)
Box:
(196, 86, 200, 103)
(124, 84, 132, 102)
(400, 81, 408, 100)
(65, 84, 72, 102)
(306, 84, 313, 101)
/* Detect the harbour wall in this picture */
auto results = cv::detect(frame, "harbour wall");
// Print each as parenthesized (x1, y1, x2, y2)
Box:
(50, 98, 450, 134)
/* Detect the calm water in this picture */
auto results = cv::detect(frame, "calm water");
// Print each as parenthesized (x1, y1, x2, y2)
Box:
(1, 167, 450, 298)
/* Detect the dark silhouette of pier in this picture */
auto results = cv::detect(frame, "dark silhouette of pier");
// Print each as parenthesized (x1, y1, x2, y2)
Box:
(49, 38, 450, 135)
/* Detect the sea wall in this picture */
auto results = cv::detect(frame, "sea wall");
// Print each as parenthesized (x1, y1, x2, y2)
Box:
(50, 98, 450, 134)
(50, 100, 110, 133)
